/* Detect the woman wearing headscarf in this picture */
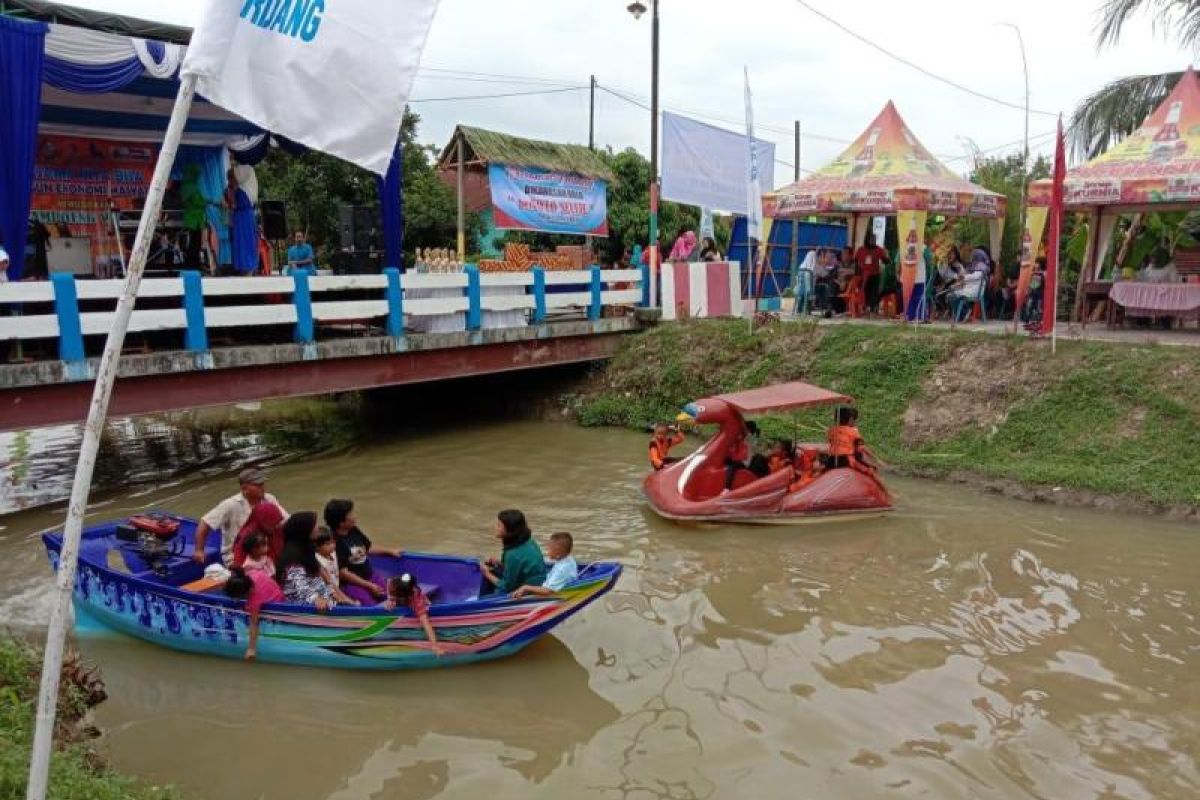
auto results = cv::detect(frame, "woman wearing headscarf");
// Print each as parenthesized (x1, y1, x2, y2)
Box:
(668, 230, 697, 261)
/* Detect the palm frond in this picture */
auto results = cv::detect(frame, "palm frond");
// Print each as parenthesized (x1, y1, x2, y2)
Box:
(1095, 0, 1200, 47)
(1069, 71, 1182, 159)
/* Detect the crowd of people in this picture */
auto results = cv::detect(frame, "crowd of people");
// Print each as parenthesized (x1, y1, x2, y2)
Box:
(791, 236, 1047, 324)
(194, 468, 579, 660)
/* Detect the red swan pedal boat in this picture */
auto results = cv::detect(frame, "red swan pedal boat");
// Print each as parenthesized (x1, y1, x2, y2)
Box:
(643, 381, 893, 524)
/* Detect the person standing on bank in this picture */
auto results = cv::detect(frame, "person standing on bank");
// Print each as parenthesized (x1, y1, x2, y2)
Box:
(192, 468, 287, 566)
(854, 232, 890, 314)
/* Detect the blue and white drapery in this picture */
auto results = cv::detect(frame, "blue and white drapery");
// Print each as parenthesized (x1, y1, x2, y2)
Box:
(377, 144, 404, 270)
(42, 25, 181, 94)
(173, 145, 232, 266)
(0, 16, 47, 280)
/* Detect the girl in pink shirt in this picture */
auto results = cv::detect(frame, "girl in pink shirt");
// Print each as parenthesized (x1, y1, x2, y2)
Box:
(224, 566, 284, 661)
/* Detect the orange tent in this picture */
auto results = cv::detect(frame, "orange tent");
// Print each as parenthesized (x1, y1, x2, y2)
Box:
(773, 101, 1006, 313)
(1029, 67, 1200, 317)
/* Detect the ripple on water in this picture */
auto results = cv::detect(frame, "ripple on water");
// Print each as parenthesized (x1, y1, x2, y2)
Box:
(1, 421, 1197, 799)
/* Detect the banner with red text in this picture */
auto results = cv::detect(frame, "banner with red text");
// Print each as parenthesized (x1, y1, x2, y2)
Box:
(489, 164, 608, 236)
(30, 134, 157, 271)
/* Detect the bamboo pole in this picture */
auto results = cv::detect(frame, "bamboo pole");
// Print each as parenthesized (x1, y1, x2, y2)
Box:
(25, 74, 198, 800)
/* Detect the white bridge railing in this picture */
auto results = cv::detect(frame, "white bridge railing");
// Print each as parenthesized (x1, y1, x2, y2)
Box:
(0, 266, 648, 373)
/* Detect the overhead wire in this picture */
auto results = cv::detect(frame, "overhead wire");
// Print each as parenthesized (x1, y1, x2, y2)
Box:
(792, 0, 1057, 118)
(409, 86, 587, 103)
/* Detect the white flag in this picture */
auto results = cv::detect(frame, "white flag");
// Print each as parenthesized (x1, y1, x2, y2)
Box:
(744, 67, 763, 242)
(182, 0, 439, 175)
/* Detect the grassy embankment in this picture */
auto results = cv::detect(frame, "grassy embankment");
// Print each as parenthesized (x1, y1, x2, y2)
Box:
(0, 637, 174, 800)
(576, 319, 1200, 514)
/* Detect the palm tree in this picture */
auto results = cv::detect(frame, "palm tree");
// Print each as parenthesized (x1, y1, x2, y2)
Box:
(1070, 0, 1200, 158)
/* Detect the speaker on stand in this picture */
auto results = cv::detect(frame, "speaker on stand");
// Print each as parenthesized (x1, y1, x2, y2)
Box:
(260, 200, 288, 273)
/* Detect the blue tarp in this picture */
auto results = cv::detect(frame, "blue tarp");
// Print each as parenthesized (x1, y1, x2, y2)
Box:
(728, 217, 848, 298)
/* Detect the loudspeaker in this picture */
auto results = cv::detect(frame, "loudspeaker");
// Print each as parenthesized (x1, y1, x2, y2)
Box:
(331, 251, 382, 275)
(337, 204, 381, 252)
(261, 200, 288, 240)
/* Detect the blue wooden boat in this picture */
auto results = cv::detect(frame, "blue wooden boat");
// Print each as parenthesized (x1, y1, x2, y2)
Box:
(41, 514, 621, 670)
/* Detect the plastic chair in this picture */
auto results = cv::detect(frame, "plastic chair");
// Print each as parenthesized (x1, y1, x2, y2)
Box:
(952, 275, 988, 324)
(840, 276, 865, 318)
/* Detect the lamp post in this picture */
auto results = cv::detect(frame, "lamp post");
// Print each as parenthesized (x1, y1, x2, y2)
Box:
(628, 0, 659, 307)
(1000, 23, 1030, 254)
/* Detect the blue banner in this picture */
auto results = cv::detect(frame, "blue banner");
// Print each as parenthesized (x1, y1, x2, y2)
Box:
(488, 164, 608, 236)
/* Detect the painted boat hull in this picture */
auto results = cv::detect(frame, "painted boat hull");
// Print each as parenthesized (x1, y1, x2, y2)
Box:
(42, 518, 621, 670)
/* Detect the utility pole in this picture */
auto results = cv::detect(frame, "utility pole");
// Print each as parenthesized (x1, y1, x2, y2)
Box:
(589, 74, 596, 150)
(794, 120, 801, 182)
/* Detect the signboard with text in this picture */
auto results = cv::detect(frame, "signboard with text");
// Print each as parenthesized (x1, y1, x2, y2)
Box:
(488, 164, 608, 236)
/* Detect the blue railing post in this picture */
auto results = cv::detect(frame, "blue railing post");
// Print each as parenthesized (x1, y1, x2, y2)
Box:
(50, 273, 85, 367)
(531, 265, 547, 324)
(181, 270, 208, 353)
(640, 263, 651, 307)
(292, 270, 314, 344)
(465, 264, 482, 330)
(588, 264, 603, 321)
(384, 267, 404, 339)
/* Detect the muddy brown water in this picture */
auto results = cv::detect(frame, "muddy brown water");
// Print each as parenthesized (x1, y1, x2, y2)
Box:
(0, 421, 1197, 799)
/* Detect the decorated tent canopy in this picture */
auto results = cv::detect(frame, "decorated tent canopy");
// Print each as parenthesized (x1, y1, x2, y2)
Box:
(0, 2, 404, 279)
(773, 101, 1006, 222)
(1029, 67, 1200, 298)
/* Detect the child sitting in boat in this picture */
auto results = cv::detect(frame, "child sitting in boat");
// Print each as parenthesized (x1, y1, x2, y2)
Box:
(383, 573, 444, 657)
(827, 406, 879, 473)
(767, 439, 795, 474)
(512, 532, 578, 599)
(240, 532, 275, 579)
(224, 565, 285, 661)
(790, 447, 825, 491)
(314, 527, 358, 607)
(649, 423, 685, 470)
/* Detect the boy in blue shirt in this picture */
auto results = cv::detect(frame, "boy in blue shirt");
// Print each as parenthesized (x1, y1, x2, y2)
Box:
(512, 532, 578, 598)
(285, 230, 315, 274)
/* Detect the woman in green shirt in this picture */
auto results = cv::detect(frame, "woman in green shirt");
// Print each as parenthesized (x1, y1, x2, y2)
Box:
(481, 510, 548, 596)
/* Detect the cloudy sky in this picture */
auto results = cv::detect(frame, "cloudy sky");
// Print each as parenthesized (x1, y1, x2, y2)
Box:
(65, 0, 1194, 188)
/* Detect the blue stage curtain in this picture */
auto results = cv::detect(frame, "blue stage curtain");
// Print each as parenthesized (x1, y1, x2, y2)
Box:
(0, 16, 47, 280)
(42, 54, 144, 94)
(377, 143, 403, 270)
(174, 145, 231, 267)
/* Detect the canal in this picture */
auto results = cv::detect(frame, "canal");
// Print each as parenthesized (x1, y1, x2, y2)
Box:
(0, 420, 1196, 799)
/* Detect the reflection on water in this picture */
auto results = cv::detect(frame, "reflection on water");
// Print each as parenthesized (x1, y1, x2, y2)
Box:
(1, 421, 1197, 799)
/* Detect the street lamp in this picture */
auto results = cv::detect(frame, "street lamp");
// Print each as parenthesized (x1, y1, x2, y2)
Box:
(628, 0, 659, 307)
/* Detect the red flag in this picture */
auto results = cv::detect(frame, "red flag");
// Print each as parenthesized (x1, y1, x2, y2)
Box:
(1041, 117, 1066, 336)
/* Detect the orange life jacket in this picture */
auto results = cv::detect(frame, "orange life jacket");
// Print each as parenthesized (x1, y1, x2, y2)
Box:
(649, 433, 683, 470)
(827, 425, 862, 458)
(789, 449, 818, 491)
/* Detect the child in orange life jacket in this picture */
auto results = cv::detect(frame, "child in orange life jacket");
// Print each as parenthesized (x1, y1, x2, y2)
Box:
(767, 439, 795, 474)
(789, 447, 824, 491)
(827, 406, 879, 472)
(649, 423, 685, 470)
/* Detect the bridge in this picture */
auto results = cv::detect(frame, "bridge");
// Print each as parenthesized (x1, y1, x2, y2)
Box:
(0, 266, 650, 432)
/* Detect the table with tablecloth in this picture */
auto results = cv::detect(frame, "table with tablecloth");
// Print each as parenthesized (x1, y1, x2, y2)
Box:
(1108, 282, 1200, 321)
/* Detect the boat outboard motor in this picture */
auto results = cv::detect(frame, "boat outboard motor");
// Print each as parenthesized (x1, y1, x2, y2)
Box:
(116, 514, 183, 577)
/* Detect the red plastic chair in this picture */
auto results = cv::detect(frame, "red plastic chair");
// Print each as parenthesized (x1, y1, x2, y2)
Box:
(840, 276, 865, 317)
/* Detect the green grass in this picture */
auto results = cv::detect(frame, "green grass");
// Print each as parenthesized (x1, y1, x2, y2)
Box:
(0, 637, 176, 800)
(579, 320, 1200, 509)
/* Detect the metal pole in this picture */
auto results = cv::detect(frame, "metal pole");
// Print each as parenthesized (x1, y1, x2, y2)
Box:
(589, 75, 596, 150)
(1003, 23, 1030, 267)
(26, 73, 198, 800)
(794, 120, 800, 182)
(456, 136, 465, 261)
(648, 0, 660, 308)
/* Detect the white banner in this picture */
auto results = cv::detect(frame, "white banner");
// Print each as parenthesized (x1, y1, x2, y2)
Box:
(182, 0, 439, 176)
(744, 68, 762, 242)
(661, 111, 776, 214)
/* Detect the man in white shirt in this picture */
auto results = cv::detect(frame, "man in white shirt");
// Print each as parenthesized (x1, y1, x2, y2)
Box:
(191, 467, 287, 565)
(511, 532, 578, 598)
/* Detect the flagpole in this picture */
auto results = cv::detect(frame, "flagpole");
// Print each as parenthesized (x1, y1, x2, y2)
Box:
(26, 73, 197, 800)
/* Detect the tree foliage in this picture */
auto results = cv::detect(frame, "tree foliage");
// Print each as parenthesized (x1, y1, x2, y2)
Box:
(951, 153, 1051, 272)
(1070, 0, 1195, 158)
(256, 110, 474, 265)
